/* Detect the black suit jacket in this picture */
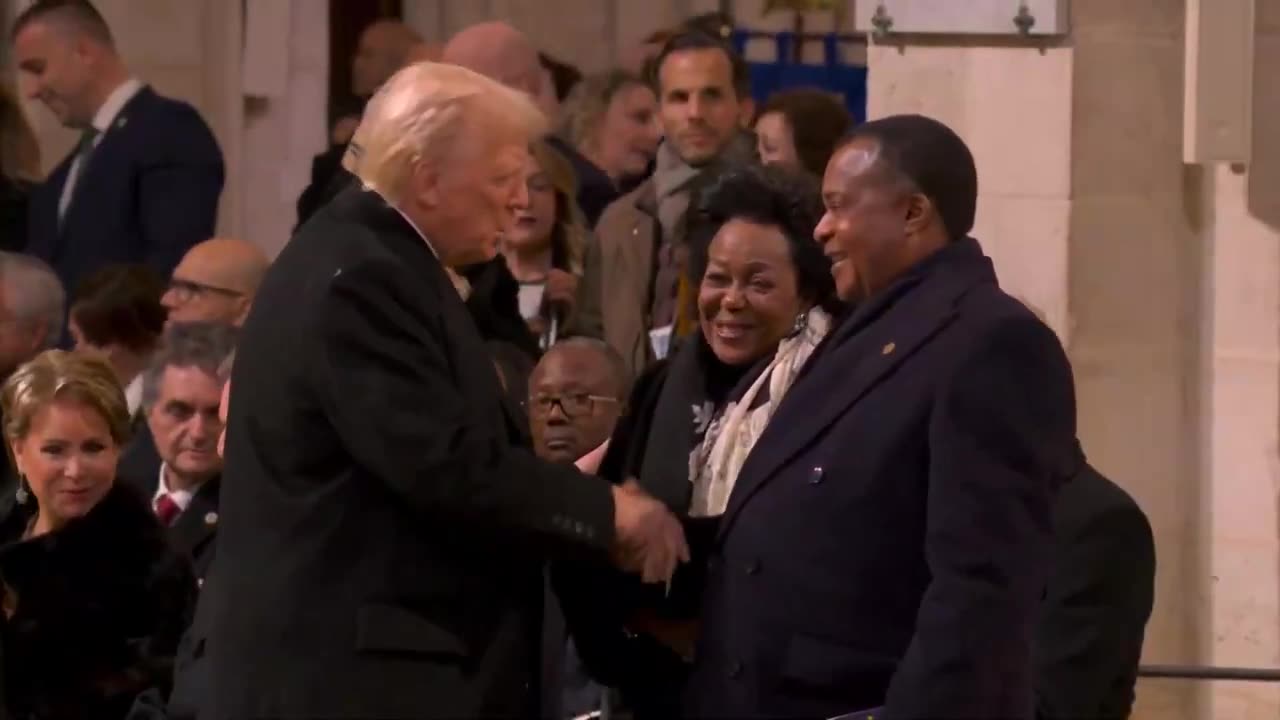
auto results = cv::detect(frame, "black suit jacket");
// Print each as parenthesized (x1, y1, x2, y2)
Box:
(684, 238, 1080, 719)
(119, 422, 162, 492)
(202, 186, 616, 719)
(1035, 463, 1155, 720)
(122, 460, 220, 585)
(26, 86, 223, 298)
(295, 143, 350, 229)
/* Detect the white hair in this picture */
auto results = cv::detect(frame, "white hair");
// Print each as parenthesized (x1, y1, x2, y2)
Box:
(0, 252, 64, 347)
(344, 61, 547, 201)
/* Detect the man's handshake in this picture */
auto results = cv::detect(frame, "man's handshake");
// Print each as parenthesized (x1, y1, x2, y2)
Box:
(611, 479, 690, 584)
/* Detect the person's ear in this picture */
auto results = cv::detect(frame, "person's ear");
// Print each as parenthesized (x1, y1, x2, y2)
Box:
(411, 160, 442, 209)
(903, 192, 933, 236)
(10, 440, 25, 478)
(232, 297, 253, 326)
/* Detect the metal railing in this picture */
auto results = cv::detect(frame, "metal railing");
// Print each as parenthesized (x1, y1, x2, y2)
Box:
(1138, 665, 1280, 683)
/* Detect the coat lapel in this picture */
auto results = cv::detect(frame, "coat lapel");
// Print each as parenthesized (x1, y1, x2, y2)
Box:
(56, 87, 153, 250)
(717, 240, 998, 540)
(169, 475, 220, 559)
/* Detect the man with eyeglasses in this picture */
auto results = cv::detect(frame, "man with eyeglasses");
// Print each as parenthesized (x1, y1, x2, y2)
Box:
(161, 237, 269, 328)
(528, 338, 628, 465)
(526, 338, 630, 720)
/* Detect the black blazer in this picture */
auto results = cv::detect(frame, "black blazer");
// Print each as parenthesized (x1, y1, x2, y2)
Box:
(26, 86, 223, 299)
(121, 460, 221, 585)
(202, 186, 616, 719)
(1035, 463, 1155, 720)
(294, 142, 350, 229)
(684, 238, 1080, 719)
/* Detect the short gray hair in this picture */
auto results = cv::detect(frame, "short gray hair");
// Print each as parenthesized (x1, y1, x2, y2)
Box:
(141, 322, 239, 409)
(0, 252, 65, 348)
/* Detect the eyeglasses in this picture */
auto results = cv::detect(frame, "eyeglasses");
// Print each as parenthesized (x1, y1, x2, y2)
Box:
(166, 277, 243, 304)
(525, 393, 619, 419)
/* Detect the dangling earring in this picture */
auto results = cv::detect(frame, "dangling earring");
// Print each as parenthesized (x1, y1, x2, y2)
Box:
(14, 474, 29, 505)
(789, 310, 808, 337)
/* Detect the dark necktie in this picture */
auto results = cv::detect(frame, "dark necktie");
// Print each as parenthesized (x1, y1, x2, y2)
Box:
(58, 127, 100, 225)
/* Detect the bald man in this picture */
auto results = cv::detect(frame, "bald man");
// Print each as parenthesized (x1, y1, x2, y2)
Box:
(442, 21, 544, 98)
(444, 21, 620, 226)
(161, 238, 269, 328)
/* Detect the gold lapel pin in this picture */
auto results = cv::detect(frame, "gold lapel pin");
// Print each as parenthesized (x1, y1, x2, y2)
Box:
(204, 511, 219, 526)
(882, 342, 896, 355)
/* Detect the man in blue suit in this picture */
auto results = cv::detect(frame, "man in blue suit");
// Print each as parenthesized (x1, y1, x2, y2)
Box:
(13, 0, 224, 300)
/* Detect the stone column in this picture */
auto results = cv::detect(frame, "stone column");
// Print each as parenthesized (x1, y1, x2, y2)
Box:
(1067, 2, 1205, 715)
(1193, 3, 1280, 717)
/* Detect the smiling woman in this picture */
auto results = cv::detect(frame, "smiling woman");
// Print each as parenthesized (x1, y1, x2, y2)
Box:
(555, 164, 840, 719)
(0, 349, 196, 719)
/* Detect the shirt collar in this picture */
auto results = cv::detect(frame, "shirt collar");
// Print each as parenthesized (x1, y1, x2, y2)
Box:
(155, 463, 203, 513)
(91, 78, 144, 134)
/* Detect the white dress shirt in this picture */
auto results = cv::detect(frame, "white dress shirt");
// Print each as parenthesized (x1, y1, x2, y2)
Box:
(58, 77, 145, 219)
(154, 463, 199, 513)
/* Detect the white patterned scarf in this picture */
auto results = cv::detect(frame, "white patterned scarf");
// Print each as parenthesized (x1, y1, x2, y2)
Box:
(688, 306, 832, 517)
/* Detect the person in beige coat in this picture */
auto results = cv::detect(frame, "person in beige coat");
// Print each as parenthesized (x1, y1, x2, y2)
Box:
(575, 30, 756, 376)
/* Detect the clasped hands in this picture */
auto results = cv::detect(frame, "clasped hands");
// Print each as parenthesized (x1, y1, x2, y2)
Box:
(575, 439, 689, 585)
(611, 479, 690, 585)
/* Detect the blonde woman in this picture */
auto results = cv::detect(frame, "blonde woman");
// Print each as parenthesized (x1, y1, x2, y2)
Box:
(558, 69, 660, 193)
(1, 82, 40, 251)
(501, 140, 589, 348)
(0, 350, 195, 720)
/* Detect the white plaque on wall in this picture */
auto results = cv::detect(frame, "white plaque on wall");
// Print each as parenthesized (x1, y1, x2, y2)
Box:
(854, 0, 1069, 37)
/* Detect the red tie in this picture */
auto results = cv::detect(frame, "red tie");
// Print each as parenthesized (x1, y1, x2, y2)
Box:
(154, 493, 181, 527)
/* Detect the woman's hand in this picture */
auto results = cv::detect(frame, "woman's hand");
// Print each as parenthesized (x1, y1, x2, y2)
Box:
(543, 269, 579, 318)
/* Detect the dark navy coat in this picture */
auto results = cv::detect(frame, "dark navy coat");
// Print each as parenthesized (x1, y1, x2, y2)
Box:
(26, 86, 224, 297)
(684, 238, 1080, 719)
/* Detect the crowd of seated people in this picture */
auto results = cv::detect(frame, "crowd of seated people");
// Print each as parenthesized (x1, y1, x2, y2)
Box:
(0, 1, 1156, 719)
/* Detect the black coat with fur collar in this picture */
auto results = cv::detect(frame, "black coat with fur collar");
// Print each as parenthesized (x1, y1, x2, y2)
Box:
(0, 483, 198, 720)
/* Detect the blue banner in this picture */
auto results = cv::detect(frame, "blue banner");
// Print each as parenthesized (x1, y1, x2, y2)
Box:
(730, 31, 868, 123)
